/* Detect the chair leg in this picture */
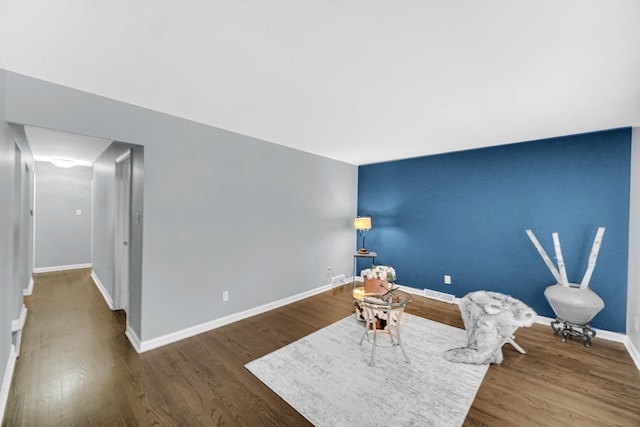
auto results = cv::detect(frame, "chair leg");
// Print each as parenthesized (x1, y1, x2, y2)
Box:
(370, 331, 377, 366)
(507, 336, 526, 354)
(359, 327, 367, 346)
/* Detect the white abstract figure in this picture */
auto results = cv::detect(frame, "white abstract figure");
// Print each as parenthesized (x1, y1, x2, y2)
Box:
(443, 291, 536, 365)
(526, 227, 606, 347)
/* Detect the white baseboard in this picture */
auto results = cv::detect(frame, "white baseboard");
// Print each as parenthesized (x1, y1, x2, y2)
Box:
(125, 324, 142, 353)
(23, 277, 34, 296)
(403, 286, 634, 363)
(136, 282, 333, 353)
(11, 305, 28, 357)
(534, 315, 626, 343)
(331, 274, 348, 287)
(11, 305, 27, 333)
(0, 346, 18, 426)
(34, 263, 91, 273)
(395, 285, 460, 304)
(535, 316, 639, 371)
(90, 271, 114, 310)
(121, 279, 640, 373)
(422, 288, 457, 304)
(402, 287, 628, 345)
(624, 337, 640, 371)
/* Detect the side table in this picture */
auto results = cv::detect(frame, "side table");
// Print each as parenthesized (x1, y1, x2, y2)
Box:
(352, 251, 377, 287)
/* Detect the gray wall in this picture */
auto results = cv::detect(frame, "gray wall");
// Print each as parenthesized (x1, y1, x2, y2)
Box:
(628, 127, 640, 352)
(1, 69, 35, 414)
(34, 162, 92, 270)
(4, 70, 357, 342)
(92, 141, 143, 333)
(1, 69, 13, 402)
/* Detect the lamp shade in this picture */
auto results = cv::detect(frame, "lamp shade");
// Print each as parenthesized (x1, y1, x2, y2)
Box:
(354, 216, 372, 231)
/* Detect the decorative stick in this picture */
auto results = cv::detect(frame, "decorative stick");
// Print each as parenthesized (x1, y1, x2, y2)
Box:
(552, 232, 569, 287)
(580, 227, 605, 289)
(525, 229, 562, 284)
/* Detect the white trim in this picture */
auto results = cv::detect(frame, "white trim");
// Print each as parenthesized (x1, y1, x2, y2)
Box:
(396, 285, 462, 304)
(422, 288, 456, 304)
(125, 324, 142, 353)
(34, 263, 91, 273)
(135, 283, 333, 353)
(624, 337, 640, 371)
(0, 346, 18, 426)
(11, 306, 28, 357)
(331, 274, 347, 287)
(403, 287, 629, 345)
(404, 287, 634, 359)
(123, 280, 639, 372)
(11, 305, 27, 332)
(534, 315, 626, 343)
(23, 276, 34, 296)
(33, 171, 37, 273)
(115, 150, 131, 163)
(90, 270, 114, 310)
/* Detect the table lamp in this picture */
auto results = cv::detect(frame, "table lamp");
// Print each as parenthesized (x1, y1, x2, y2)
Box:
(354, 216, 372, 253)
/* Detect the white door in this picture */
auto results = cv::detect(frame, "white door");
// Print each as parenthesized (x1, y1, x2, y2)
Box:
(114, 151, 131, 312)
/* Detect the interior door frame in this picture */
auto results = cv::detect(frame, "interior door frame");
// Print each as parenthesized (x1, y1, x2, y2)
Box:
(12, 143, 23, 302)
(114, 150, 132, 312)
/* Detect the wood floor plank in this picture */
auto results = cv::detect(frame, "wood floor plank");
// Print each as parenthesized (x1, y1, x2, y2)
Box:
(3, 269, 640, 426)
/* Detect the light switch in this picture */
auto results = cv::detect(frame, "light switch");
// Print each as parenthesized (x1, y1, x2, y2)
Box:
(76, 209, 82, 216)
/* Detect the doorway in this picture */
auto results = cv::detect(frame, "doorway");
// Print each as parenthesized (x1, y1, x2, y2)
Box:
(13, 143, 31, 295)
(114, 150, 131, 313)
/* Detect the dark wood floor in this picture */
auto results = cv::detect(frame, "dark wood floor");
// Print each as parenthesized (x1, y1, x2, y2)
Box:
(3, 269, 640, 426)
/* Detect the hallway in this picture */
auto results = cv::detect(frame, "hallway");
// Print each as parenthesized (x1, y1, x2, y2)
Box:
(2, 269, 336, 426)
(3, 269, 139, 425)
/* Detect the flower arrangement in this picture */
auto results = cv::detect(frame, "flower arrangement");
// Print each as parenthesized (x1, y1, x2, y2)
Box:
(361, 265, 396, 282)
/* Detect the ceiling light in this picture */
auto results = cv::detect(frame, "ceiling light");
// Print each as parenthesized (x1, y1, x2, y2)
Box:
(51, 158, 77, 168)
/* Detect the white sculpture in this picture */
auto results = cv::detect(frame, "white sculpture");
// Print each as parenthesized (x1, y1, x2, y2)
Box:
(444, 291, 536, 365)
(526, 227, 606, 347)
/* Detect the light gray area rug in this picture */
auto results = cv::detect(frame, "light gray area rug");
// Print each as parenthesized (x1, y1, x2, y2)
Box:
(245, 313, 488, 427)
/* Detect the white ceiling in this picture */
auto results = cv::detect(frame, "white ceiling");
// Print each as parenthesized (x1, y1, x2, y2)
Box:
(25, 126, 112, 166)
(2, 1, 640, 165)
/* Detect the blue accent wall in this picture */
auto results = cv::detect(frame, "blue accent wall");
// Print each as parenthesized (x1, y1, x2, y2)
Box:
(357, 128, 631, 332)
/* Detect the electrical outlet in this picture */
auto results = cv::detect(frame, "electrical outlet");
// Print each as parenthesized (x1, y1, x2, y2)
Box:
(223, 290, 229, 302)
(444, 275, 452, 285)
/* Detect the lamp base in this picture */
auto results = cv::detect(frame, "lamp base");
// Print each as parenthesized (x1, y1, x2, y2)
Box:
(358, 248, 369, 254)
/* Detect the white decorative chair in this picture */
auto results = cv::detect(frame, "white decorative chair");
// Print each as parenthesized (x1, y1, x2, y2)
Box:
(526, 227, 606, 347)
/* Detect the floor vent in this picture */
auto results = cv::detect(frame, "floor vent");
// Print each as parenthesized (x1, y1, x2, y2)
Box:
(423, 288, 456, 304)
